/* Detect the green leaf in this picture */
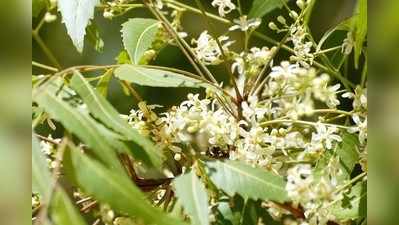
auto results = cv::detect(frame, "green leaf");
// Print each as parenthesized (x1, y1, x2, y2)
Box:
(33, 86, 124, 172)
(214, 195, 244, 225)
(58, 0, 100, 52)
(51, 189, 87, 225)
(248, 0, 288, 18)
(354, 0, 367, 68)
(70, 71, 163, 168)
(336, 133, 360, 175)
(330, 181, 367, 221)
(32, 135, 52, 199)
(317, 17, 356, 52)
(96, 69, 113, 97)
(205, 160, 288, 203)
(114, 65, 210, 89)
(121, 18, 160, 65)
(241, 199, 281, 225)
(173, 170, 210, 225)
(33, 0, 46, 18)
(66, 146, 187, 225)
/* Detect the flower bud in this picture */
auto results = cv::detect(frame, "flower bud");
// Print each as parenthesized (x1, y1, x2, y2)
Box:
(103, 10, 114, 19)
(296, 0, 305, 9)
(174, 153, 182, 161)
(268, 22, 278, 31)
(289, 11, 299, 19)
(44, 12, 57, 23)
(277, 16, 286, 25)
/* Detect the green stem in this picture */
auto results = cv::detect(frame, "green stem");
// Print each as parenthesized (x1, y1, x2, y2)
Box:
(193, 0, 244, 106)
(32, 61, 59, 72)
(32, 31, 62, 69)
(261, 119, 351, 130)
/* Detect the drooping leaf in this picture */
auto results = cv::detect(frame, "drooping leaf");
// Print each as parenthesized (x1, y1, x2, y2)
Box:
(114, 65, 210, 89)
(330, 181, 367, 221)
(32, 135, 52, 199)
(51, 189, 87, 225)
(121, 18, 160, 64)
(205, 160, 288, 203)
(249, 0, 288, 18)
(335, 133, 360, 175)
(354, 0, 367, 68)
(173, 170, 210, 225)
(58, 0, 100, 52)
(33, 86, 124, 172)
(96, 69, 113, 97)
(66, 146, 187, 225)
(70, 71, 163, 168)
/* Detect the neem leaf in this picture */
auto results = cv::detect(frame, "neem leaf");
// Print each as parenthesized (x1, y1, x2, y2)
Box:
(317, 17, 356, 52)
(67, 146, 187, 225)
(121, 18, 160, 64)
(32, 135, 52, 199)
(330, 181, 367, 221)
(58, 0, 100, 53)
(51, 189, 88, 225)
(173, 170, 210, 225)
(114, 65, 209, 88)
(335, 132, 360, 175)
(33, 87, 124, 172)
(354, 0, 367, 68)
(96, 69, 113, 97)
(205, 160, 288, 203)
(249, 0, 288, 18)
(70, 71, 163, 168)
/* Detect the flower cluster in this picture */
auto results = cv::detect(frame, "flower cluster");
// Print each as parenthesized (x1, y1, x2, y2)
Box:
(192, 31, 234, 65)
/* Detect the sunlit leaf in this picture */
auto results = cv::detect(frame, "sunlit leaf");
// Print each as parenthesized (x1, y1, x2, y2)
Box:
(66, 146, 187, 225)
(115, 65, 210, 89)
(33, 86, 124, 172)
(205, 160, 288, 203)
(58, 0, 100, 52)
(121, 18, 160, 64)
(173, 170, 210, 225)
(70, 71, 163, 168)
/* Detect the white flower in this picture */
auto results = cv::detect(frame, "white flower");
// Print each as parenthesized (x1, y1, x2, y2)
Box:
(231, 56, 245, 75)
(286, 164, 314, 202)
(311, 122, 342, 150)
(229, 16, 261, 31)
(348, 114, 367, 145)
(247, 47, 274, 65)
(270, 61, 300, 79)
(241, 95, 268, 121)
(342, 32, 354, 55)
(192, 31, 234, 65)
(211, 0, 236, 17)
(312, 74, 341, 108)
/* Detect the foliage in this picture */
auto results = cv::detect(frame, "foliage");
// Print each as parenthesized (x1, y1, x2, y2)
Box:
(32, 0, 367, 225)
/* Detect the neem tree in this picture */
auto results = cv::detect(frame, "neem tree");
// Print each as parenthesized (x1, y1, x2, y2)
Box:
(32, 0, 367, 225)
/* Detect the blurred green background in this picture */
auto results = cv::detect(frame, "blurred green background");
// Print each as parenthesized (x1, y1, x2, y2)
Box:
(2, 0, 399, 224)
